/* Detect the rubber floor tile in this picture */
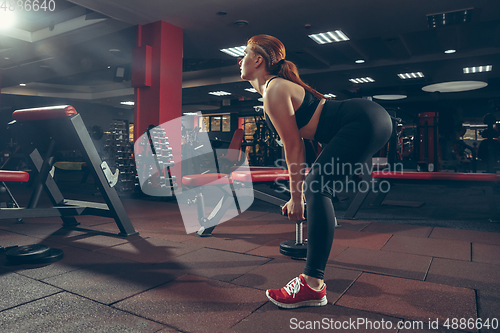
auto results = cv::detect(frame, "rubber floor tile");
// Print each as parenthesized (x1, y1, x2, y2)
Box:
(429, 227, 500, 246)
(231, 210, 275, 221)
(361, 222, 433, 238)
(42, 258, 184, 304)
(476, 290, 500, 332)
(337, 273, 477, 329)
(248, 221, 301, 237)
(472, 243, 500, 266)
(245, 238, 290, 258)
(169, 247, 271, 282)
(214, 217, 275, 229)
(398, 327, 470, 333)
(426, 258, 500, 292)
(127, 217, 187, 232)
(0, 271, 61, 311)
(97, 236, 201, 263)
(232, 258, 361, 304)
(336, 218, 372, 231)
(45, 230, 134, 251)
(0, 292, 165, 332)
(332, 229, 392, 250)
(0, 230, 44, 248)
(381, 235, 470, 261)
(328, 247, 432, 280)
(11, 246, 128, 280)
(183, 232, 279, 254)
(140, 230, 198, 243)
(113, 274, 267, 333)
(0, 221, 63, 238)
(231, 302, 404, 333)
(74, 215, 116, 226)
(203, 223, 270, 236)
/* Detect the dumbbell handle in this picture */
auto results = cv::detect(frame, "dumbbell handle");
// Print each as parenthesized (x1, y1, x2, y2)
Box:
(296, 220, 305, 245)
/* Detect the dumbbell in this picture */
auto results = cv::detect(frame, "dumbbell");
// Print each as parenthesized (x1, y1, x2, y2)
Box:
(279, 204, 307, 259)
(279, 203, 339, 259)
(279, 220, 308, 259)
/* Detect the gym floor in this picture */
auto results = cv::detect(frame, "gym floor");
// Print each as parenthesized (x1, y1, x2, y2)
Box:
(0, 181, 499, 333)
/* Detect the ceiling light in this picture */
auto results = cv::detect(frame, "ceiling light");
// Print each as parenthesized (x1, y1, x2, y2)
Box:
(220, 46, 246, 57)
(422, 81, 487, 93)
(209, 91, 232, 96)
(19, 83, 26, 86)
(355, 60, 365, 64)
(120, 101, 134, 106)
(245, 88, 258, 93)
(373, 95, 407, 100)
(427, 8, 474, 28)
(463, 65, 492, 74)
(323, 94, 336, 98)
(398, 72, 424, 79)
(444, 49, 456, 54)
(308, 30, 350, 44)
(233, 20, 249, 27)
(0, 11, 15, 29)
(349, 77, 374, 84)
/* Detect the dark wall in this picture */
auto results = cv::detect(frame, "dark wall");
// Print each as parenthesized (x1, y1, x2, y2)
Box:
(0, 94, 133, 160)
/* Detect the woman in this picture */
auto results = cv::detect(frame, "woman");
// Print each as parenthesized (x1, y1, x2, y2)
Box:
(239, 35, 392, 309)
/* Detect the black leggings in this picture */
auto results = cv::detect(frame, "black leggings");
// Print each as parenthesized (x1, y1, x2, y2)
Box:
(303, 99, 392, 280)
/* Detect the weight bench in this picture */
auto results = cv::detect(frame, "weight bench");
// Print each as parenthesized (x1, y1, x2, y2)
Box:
(182, 166, 340, 258)
(0, 105, 138, 236)
(0, 171, 30, 222)
(182, 166, 287, 236)
(344, 171, 500, 222)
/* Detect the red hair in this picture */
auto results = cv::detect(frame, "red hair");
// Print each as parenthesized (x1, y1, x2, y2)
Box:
(248, 35, 325, 100)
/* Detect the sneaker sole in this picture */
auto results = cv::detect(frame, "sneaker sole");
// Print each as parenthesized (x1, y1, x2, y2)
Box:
(266, 290, 328, 309)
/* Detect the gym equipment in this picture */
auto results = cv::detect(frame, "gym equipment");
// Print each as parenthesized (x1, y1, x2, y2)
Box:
(103, 121, 136, 193)
(5, 244, 50, 263)
(182, 167, 339, 259)
(32, 248, 64, 264)
(3, 244, 64, 265)
(279, 220, 307, 259)
(344, 171, 500, 222)
(215, 128, 245, 174)
(135, 125, 177, 197)
(477, 113, 500, 173)
(0, 170, 29, 214)
(1, 105, 138, 237)
(415, 112, 441, 172)
(242, 112, 283, 167)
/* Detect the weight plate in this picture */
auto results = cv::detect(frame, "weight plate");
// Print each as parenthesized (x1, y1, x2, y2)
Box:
(279, 240, 307, 259)
(30, 248, 64, 264)
(6, 244, 51, 263)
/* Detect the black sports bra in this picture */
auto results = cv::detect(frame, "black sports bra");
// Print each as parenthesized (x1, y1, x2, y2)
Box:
(264, 77, 320, 130)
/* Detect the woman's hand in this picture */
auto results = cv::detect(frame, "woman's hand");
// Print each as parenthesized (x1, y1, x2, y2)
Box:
(282, 197, 305, 221)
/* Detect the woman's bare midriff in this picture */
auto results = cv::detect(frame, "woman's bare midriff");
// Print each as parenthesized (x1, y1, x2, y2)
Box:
(298, 99, 326, 141)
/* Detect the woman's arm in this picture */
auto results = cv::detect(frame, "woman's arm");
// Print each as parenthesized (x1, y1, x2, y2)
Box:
(264, 80, 306, 220)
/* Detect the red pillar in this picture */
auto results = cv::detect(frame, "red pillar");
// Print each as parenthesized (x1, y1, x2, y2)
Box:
(133, 21, 183, 180)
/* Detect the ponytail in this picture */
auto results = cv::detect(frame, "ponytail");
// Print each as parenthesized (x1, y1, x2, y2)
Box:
(248, 34, 325, 100)
(275, 60, 325, 100)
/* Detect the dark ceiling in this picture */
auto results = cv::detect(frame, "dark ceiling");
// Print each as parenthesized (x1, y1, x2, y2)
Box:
(1, 0, 500, 119)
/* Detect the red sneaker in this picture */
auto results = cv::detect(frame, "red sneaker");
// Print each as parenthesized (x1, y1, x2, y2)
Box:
(266, 275, 327, 309)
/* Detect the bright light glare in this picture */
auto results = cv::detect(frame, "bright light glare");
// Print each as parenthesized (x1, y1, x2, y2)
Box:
(0, 11, 15, 29)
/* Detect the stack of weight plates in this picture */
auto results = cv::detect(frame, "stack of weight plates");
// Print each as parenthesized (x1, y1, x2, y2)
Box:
(2, 244, 64, 265)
